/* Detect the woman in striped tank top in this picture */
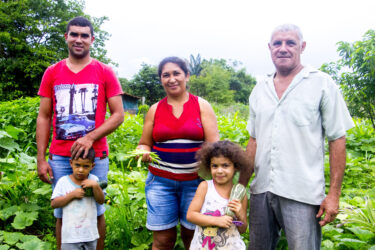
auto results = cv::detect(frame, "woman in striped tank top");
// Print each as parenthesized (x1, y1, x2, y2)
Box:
(137, 57, 219, 249)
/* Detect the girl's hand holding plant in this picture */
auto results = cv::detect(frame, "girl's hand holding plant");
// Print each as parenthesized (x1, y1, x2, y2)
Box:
(227, 199, 242, 219)
(215, 215, 233, 229)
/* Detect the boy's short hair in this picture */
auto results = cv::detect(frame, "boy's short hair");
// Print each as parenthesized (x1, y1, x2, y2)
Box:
(75, 148, 96, 162)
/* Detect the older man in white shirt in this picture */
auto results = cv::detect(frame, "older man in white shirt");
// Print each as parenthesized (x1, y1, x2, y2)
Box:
(239, 24, 354, 250)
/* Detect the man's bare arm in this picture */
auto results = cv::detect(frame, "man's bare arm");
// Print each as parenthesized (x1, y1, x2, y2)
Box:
(36, 97, 53, 184)
(239, 137, 257, 186)
(316, 136, 346, 226)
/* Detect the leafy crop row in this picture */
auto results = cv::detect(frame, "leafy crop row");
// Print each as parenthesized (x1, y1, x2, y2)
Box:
(0, 97, 374, 249)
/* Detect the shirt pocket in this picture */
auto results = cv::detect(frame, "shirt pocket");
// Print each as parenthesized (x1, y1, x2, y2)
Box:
(287, 99, 317, 126)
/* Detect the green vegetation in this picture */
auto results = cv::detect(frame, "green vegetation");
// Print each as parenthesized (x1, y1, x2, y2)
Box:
(121, 56, 256, 106)
(0, 0, 111, 101)
(321, 29, 375, 129)
(0, 97, 374, 249)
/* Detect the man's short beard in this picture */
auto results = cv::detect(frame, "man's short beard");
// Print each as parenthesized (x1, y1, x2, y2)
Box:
(69, 48, 90, 59)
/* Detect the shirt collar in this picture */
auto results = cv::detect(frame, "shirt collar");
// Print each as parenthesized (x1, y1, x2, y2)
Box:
(267, 65, 318, 80)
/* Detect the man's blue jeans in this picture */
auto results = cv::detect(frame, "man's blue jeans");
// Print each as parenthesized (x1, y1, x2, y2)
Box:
(248, 192, 321, 250)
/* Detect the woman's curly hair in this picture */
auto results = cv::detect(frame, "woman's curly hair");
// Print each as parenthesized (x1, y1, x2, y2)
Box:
(196, 140, 248, 177)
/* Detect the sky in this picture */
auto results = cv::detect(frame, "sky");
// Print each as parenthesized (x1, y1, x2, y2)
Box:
(84, 0, 375, 80)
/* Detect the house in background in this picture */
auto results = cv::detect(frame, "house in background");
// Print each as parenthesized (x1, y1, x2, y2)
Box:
(122, 92, 141, 114)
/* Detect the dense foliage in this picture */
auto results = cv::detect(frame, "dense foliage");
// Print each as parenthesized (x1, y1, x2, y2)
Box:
(121, 56, 256, 106)
(0, 97, 374, 249)
(321, 29, 375, 129)
(0, 0, 111, 101)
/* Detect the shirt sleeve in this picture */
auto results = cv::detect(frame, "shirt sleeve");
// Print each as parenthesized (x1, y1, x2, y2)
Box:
(51, 177, 66, 200)
(321, 75, 354, 141)
(38, 66, 54, 98)
(104, 65, 123, 98)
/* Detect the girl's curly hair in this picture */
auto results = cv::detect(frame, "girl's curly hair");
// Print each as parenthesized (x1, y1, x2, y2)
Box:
(196, 140, 248, 177)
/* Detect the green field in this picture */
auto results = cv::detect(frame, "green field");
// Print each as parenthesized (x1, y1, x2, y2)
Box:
(0, 97, 374, 249)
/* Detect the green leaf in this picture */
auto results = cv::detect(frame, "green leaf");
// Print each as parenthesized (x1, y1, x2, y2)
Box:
(321, 240, 334, 249)
(3, 232, 23, 245)
(347, 227, 374, 242)
(19, 153, 36, 165)
(17, 239, 45, 250)
(0, 137, 20, 152)
(0, 245, 10, 250)
(339, 238, 367, 248)
(0, 205, 18, 220)
(11, 211, 38, 230)
(19, 234, 39, 243)
(32, 184, 52, 196)
(4, 126, 24, 140)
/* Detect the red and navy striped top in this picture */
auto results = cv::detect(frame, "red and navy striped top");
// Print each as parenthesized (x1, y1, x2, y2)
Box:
(150, 93, 204, 181)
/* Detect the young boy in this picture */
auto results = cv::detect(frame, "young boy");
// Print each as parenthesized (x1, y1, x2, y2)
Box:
(51, 148, 104, 250)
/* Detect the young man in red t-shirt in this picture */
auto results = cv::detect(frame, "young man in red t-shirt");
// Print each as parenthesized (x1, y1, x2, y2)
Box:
(36, 16, 124, 250)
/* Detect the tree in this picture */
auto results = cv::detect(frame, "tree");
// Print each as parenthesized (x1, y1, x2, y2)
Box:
(230, 68, 256, 104)
(189, 54, 203, 76)
(323, 30, 375, 128)
(124, 64, 165, 105)
(0, 0, 111, 101)
(189, 58, 256, 105)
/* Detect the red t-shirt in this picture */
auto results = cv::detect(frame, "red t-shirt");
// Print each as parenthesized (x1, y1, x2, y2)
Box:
(38, 59, 123, 157)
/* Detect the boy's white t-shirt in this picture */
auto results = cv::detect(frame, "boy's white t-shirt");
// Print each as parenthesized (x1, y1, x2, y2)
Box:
(51, 174, 99, 243)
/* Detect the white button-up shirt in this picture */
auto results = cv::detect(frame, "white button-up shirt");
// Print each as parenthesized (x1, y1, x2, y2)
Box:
(247, 66, 354, 205)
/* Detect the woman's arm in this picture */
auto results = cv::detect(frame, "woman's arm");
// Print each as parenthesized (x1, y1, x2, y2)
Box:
(137, 103, 157, 161)
(198, 98, 220, 143)
(187, 181, 233, 228)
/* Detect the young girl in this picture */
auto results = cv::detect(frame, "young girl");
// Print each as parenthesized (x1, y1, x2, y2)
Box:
(187, 140, 248, 250)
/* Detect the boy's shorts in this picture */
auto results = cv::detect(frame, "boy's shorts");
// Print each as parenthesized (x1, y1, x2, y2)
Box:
(49, 154, 109, 218)
(145, 172, 202, 231)
(61, 239, 97, 250)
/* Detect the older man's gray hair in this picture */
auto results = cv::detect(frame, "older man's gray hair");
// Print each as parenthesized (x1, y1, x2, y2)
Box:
(270, 24, 304, 45)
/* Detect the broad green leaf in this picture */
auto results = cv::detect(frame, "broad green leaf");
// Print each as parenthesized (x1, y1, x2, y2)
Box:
(0, 245, 10, 250)
(19, 153, 36, 165)
(0, 137, 20, 152)
(339, 238, 366, 248)
(0, 206, 18, 220)
(19, 203, 40, 213)
(19, 234, 39, 243)
(17, 239, 44, 250)
(32, 184, 52, 196)
(0, 131, 11, 139)
(3, 231, 23, 245)
(347, 227, 374, 242)
(321, 240, 334, 249)
(11, 211, 38, 230)
(4, 126, 24, 140)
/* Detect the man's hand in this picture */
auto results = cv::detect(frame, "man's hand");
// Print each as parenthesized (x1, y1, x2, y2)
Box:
(316, 194, 339, 226)
(70, 135, 94, 159)
(37, 160, 53, 184)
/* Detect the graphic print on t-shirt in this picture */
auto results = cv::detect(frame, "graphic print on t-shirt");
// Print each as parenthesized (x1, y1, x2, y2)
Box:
(54, 84, 98, 140)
